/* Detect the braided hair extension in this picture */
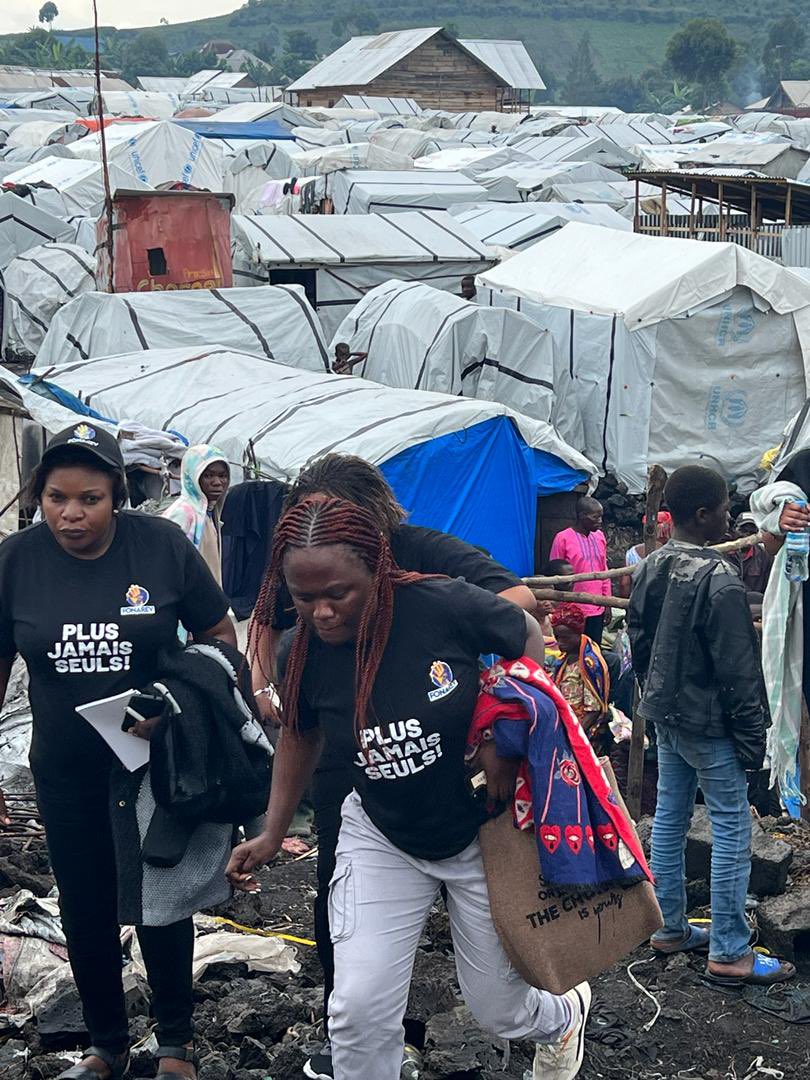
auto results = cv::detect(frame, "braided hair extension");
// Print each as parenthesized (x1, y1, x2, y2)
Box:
(248, 496, 430, 743)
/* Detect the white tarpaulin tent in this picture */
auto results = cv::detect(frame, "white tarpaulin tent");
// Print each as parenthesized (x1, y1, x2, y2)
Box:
(449, 201, 631, 250)
(2, 242, 96, 361)
(34, 285, 330, 373)
(413, 146, 532, 180)
(0, 347, 594, 574)
(506, 134, 639, 169)
(327, 170, 488, 214)
(231, 211, 494, 339)
(2, 157, 149, 216)
(294, 143, 414, 179)
(478, 222, 810, 492)
(0, 191, 72, 271)
(99, 91, 180, 120)
(3, 120, 83, 149)
(475, 160, 623, 202)
(223, 141, 304, 213)
(329, 280, 555, 421)
(70, 121, 224, 190)
(336, 95, 421, 115)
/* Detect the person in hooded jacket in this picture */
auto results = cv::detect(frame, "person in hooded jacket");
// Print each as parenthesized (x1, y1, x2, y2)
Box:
(162, 446, 230, 585)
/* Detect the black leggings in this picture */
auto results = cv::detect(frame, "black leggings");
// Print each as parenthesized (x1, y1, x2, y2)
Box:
(36, 775, 195, 1055)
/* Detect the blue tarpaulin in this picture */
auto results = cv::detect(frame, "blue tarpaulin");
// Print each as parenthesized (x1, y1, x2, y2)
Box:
(380, 416, 586, 576)
(173, 120, 295, 141)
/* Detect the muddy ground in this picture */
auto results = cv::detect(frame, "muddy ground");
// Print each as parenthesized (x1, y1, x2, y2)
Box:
(3, 819, 809, 1080)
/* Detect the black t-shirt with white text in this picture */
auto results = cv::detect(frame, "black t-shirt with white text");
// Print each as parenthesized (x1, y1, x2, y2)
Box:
(295, 577, 527, 860)
(0, 512, 229, 780)
(273, 523, 522, 630)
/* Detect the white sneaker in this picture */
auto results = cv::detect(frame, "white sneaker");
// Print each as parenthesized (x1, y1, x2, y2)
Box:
(532, 982, 591, 1080)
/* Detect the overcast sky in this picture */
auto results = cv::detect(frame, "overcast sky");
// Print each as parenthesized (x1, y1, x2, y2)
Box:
(4, 0, 235, 36)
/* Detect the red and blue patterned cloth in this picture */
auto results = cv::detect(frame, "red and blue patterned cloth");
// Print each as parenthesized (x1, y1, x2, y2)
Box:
(468, 657, 653, 890)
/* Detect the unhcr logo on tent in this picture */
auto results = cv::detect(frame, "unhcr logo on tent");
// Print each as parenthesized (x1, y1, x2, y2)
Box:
(716, 303, 756, 347)
(706, 385, 749, 431)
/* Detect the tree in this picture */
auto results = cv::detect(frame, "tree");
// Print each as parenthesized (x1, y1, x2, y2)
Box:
(762, 16, 808, 92)
(665, 19, 736, 104)
(562, 33, 602, 105)
(285, 30, 318, 59)
(255, 33, 279, 64)
(601, 74, 645, 112)
(243, 59, 273, 86)
(119, 31, 171, 84)
(38, 2, 58, 30)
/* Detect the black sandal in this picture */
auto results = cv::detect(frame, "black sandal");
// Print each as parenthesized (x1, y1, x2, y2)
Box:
(57, 1047, 130, 1080)
(155, 1045, 198, 1079)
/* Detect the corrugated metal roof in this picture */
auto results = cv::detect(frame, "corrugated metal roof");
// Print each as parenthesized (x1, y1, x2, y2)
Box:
(287, 28, 442, 91)
(778, 81, 810, 107)
(458, 40, 545, 90)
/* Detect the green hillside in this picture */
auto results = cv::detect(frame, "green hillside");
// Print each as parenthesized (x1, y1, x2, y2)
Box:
(45, 0, 805, 81)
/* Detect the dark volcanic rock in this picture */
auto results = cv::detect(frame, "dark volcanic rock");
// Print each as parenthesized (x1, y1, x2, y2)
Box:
(686, 805, 792, 896)
(757, 886, 810, 961)
(237, 1036, 271, 1070)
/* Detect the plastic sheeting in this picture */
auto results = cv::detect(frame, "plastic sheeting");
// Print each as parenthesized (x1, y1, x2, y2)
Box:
(100, 90, 181, 120)
(328, 170, 488, 214)
(231, 211, 494, 339)
(2, 242, 96, 360)
(2, 156, 149, 216)
(0, 347, 594, 573)
(479, 243, 810, 493)
(0, 191, 71, 270)
(222, 141, 303, 212)
(293, 143, 414, 177)
(70, 120, 224, 190)
(330, 281, 554, 422)
(506, 134, 639, 169)
(478, 223, 810, 331)
(35, 285, 330, 373)
(475, 160, 623, 202)
(449, 202, 631, 250)
(414, 145, 533, 180)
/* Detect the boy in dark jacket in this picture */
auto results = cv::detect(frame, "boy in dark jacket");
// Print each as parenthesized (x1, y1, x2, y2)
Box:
(628, 465, 794, 986)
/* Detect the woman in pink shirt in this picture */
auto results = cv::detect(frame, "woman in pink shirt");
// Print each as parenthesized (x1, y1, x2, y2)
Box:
(548, 497, 611, 643)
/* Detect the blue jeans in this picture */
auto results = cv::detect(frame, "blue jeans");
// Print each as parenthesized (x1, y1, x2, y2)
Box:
(652, 726, 752, 963)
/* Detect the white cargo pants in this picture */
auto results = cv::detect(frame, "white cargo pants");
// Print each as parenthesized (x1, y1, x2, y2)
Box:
(328, 792, 571, 1080)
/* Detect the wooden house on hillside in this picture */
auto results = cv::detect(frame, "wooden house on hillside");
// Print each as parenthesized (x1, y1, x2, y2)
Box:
(284, 27, 545, 112)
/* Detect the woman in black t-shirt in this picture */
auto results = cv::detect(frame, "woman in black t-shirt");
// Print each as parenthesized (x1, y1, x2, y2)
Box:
(250, 452, 538, 1080)
(0, 425, 234, 1080)
(227, 496, 591, 1080)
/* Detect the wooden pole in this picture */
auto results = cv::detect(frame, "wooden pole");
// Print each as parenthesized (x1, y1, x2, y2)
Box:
(531, 589, 628, 610)
(523, 531, 761, 588)
(643, 464, 667, 556)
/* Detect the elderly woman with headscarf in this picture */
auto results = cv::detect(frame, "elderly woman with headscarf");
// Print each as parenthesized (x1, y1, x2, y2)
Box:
(549, 603, 612, 755)
(162, 446, 230, 585)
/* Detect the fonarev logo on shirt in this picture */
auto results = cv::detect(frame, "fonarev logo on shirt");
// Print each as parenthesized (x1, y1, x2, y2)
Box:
(120, 584, 155, 616)
(428, 660, 458, 702)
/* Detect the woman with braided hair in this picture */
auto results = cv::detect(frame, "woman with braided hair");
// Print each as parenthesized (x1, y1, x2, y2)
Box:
(250, 452, 538, 1080)
(227, 496, 590, 1080)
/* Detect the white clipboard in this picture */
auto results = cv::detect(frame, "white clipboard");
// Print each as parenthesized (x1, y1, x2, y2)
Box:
(75, 690, 150, 772)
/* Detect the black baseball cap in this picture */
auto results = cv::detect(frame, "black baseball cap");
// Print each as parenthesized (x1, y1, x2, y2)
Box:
(42, 422, 125, 472)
